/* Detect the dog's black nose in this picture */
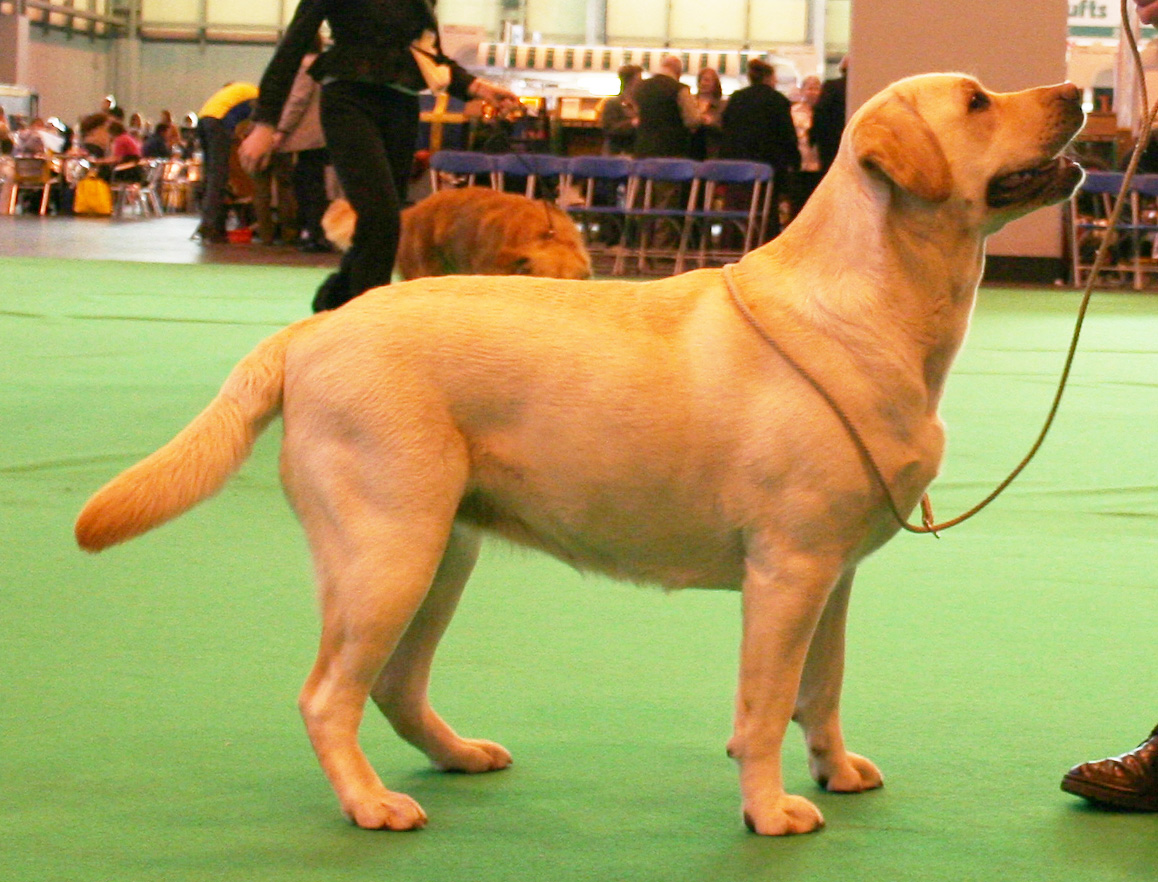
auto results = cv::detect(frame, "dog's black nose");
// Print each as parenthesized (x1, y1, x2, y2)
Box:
(1058, 82, 1081, 105)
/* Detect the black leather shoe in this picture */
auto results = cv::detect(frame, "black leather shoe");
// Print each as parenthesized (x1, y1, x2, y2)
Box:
(193, 224, 228, 245)
(1062, 725, 1158, 811)
(298, 238, 334, 254)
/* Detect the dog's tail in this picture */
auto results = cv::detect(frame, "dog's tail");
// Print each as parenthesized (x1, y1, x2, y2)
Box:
(75, 315, 324, 552)
(321, 198, 355, 252)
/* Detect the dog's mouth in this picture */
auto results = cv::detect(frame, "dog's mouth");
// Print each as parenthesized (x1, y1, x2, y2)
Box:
(987, 155, 1084, 208)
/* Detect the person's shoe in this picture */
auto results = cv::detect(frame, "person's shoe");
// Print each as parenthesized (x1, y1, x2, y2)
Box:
(298, 238, 334, 254)
(193, 223, 228, 245)
(1062, 725, 1158, 811)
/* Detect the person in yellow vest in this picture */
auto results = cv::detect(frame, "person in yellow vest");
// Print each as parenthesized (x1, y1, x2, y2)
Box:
(196, 82, 258, 243)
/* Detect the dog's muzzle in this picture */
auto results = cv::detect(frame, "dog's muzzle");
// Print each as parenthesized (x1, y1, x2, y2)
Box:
(987, 84, 1086, 209)
(986, 155, 1085, 208)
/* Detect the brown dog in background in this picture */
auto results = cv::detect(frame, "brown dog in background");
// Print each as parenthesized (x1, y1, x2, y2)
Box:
(323, 187, 592, 280)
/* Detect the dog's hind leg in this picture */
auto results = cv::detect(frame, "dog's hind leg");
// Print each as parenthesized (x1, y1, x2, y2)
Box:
(793, 568, 883, 794)
(727, 544, 842, 835)
(292, 451, 471, 830)
(370, 523, 512, 774)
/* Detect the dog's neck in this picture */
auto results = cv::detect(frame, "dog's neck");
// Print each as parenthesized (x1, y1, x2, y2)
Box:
(736, 162, 986, 410)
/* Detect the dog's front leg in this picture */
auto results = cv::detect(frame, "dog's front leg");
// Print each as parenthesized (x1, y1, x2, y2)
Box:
(728, 547, 842, 835)
(794, 568, 883, 794)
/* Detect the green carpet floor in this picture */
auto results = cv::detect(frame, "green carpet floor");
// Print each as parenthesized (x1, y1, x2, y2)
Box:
(3, 256, 1157, 881)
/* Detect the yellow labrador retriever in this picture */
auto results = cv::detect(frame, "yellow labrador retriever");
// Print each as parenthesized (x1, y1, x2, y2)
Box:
(75, 75, 1084, 836)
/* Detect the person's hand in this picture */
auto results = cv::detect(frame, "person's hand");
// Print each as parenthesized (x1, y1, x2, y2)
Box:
(1138, 0, 1158, 25)
(238, 122, 276, 174)
(470, 80, 520, 116)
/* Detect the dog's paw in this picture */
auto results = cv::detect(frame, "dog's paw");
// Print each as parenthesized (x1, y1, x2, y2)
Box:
(432, 738, 513, 774)
(345, 790, 428, 831)
(742, 794, 825, 836)
(811, 751, 884, 793)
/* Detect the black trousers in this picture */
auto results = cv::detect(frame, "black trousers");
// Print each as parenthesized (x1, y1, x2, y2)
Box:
(196, 117, 233, 237)
(313, 81, 420, 312)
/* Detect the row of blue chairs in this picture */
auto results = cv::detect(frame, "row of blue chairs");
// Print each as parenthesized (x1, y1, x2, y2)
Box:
(1068, 170, 1158, 290)
(427, 151, 776, 275)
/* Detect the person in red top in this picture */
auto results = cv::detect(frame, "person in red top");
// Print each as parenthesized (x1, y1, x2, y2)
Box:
(1137, 0, 1158, 23)
(109, 121, 142, 162)
(107, 120, 145, 183)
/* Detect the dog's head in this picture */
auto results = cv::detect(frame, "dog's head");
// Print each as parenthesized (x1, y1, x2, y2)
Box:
(497, 204, 593, 279)
(846, 73, 1085, 233)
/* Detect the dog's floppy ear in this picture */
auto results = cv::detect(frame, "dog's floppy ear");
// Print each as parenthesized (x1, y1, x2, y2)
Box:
(851, 94, 952, 203)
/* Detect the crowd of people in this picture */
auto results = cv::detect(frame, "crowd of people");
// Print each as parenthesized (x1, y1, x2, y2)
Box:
(598, 54, 849, 237)
(2, 47, 846, 280)
(0, 97, 202, 214)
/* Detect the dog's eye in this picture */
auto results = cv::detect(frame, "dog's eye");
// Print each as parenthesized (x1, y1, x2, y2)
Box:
(968, 90, 991, 113)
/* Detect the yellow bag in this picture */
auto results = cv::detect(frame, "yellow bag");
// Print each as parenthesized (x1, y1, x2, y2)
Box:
(74, 173, 112, 216)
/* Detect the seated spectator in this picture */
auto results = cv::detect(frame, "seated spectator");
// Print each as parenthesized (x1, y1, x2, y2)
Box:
(79, 112, 112, 160)
(44, 118, 70, 153)
(0, 108, 14, 154)
(108, 120, 145, 182)
(142, 123, 175, 159)
(177, 115, 199, 159)
(13, 118, 48, 156)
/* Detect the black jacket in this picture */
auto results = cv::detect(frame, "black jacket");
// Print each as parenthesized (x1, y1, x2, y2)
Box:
(252, 0, 476, 127)
(810, 75, 847, 172)
(720, 82, 800, 171)
(633, 74, 692, 158)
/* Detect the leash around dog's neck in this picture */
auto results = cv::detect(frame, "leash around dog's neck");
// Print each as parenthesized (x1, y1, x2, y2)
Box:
(722, 264, 940, 534)
(718, 4, 1158, 536)
(722, 253, 1096, 537)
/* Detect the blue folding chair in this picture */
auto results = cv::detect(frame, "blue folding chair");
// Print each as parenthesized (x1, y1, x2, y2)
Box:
(613, 157, 700, 275)
(492, 152, 570, 198)
(684, 160, 774, 268)
(1130, 173, 1158, 288)
(560, 155, 634, 258)
(1067, 171, 1134, 287)
(428, 150, 497, 191)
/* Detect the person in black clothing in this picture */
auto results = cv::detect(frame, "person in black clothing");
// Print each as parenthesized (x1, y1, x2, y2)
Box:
(240, 0, 516, 312)
(719, 58, 800, 240)
(141, 123, 174, 159)
(633, 54, 700, 160)
(599, 63, 642, 156)
(810, 56, 848, 174)
(630, 55, 701, 252)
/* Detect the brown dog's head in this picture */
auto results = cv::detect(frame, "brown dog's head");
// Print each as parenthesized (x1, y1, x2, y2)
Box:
(846, 73, 1085, 233)
(496, 202, 592, 280)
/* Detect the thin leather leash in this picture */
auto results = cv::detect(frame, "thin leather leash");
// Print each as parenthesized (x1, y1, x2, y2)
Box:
(722, 264, 939, 534)
(505, 152, 559, 238)
(721, 3, 1158, 536)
